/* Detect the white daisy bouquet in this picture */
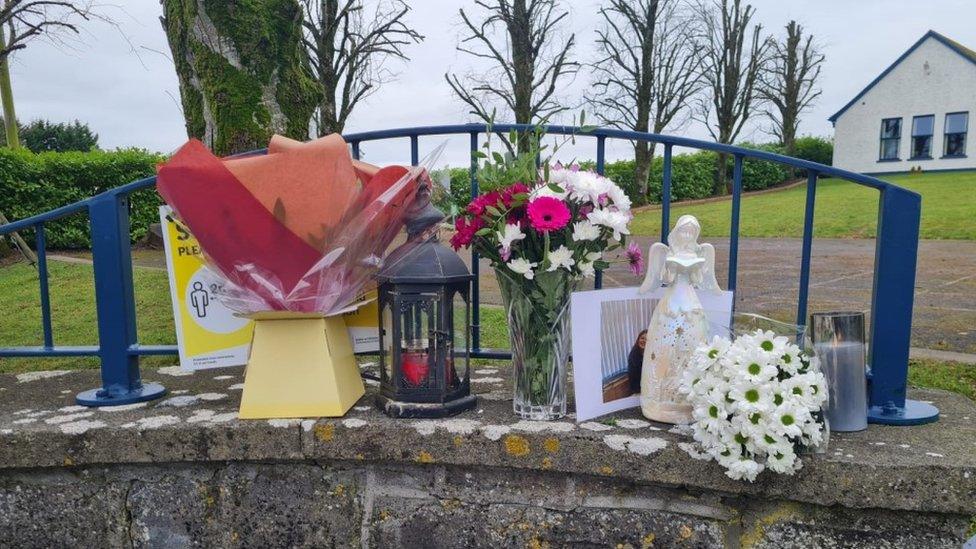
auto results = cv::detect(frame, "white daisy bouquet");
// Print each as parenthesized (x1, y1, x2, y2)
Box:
(679, 330, 828, 482)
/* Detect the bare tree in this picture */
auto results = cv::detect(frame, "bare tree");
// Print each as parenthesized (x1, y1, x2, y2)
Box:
(0, 0, 106, 264)
(589, 0, 702, 198)
(695, 0, 770, 194)
(301, 0, 423, 136)
(445, 0, 578, 149)
(0, 0, 104, 150)
(760, 20, 823, 156)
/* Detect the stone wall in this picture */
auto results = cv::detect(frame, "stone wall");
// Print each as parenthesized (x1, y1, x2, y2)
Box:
(1, 460, 967, 548)
(1, 369, 973, 548)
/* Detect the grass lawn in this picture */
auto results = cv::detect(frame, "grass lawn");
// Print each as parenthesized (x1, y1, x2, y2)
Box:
(0, 260, 510, 374)
(0, 260, 973, 404)
(630, 170, 976, 240)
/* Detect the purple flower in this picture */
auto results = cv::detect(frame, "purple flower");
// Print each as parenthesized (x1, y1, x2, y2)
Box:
(626, 241, 643, 276)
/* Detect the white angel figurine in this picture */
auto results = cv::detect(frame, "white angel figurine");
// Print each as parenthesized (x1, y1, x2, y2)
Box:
(637, 215, 721, 424)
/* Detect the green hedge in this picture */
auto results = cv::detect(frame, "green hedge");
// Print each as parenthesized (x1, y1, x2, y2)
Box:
(0, 148, 164, 248)
(793, 136, 833, 166)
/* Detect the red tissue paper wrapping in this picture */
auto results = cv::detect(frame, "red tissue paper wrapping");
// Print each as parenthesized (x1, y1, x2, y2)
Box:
(156, 134, 434, 315)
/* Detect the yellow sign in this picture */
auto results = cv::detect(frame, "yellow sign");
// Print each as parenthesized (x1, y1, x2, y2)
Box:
(160, 206, 254, 369)
(343, 290, 380, 353)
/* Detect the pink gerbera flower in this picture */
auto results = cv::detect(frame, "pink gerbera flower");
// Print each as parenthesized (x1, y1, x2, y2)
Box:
(526, 196, 571, 233)
(626, 241, 644, 276)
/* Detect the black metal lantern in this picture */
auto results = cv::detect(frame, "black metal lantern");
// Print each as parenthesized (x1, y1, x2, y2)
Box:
(375, 197, 477, 418)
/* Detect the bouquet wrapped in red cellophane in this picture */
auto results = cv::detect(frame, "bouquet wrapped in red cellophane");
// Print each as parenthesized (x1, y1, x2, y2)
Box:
(156, 134, 435, 316)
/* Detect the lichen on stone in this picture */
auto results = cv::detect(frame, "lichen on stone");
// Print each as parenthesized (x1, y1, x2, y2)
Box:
(503, 434, 531, 457)
(314, 423, 335, 442)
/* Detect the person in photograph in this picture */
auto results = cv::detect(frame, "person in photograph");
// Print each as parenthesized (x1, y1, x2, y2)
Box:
(628, 329, 647, 394)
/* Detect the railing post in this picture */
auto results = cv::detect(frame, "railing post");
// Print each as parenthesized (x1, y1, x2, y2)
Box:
(469, 131, 481, 351)
(594, 135, 606, 289)
(76, 193, 166, 406)
(661, 144, 673, 244)
(727, 155, 743, 295)
(34, 223, 53, 349)
(795, 171, 818, 331)
(867, 186, 938, 425)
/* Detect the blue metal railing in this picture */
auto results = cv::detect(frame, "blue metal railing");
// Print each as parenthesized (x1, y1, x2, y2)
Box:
(0, 123, 937, 425)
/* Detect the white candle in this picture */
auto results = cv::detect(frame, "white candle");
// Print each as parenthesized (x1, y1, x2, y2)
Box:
(814, 340, 868, 432)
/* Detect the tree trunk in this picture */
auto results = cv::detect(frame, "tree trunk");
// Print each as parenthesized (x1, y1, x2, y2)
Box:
(509, 0, 534, 152)
(634, 141, 652, 201)
(0, 24, 20, 150)
(161, 0, 320, 155)
(714, 152, 729, 196)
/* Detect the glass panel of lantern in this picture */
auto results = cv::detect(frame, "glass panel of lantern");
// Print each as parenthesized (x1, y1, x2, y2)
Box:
(397, 290, 439, 392)
(451, 289, 470, 392)
(380, 299, 394, 384)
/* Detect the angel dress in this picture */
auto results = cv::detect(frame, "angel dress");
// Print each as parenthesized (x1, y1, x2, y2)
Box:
(640, 255, 710, 424)
(637, 215, 720, 424)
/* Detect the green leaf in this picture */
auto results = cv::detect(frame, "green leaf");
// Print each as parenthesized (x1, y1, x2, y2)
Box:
(547, 183, 564, 193)
(475, 228, 492, 236)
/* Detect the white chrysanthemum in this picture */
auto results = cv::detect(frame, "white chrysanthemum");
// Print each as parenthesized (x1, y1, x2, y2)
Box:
(566, 171, 609, 203)
(507, 257, 537, 280)
(531, 182, 568, 200)
(766, 444, 800, 474)
(605, 181, 632, 212)
(780, 373, 826, 410)
(734, 355, 779, 384)
(546, 245, 575, 272)
(767, 403, 806, 439)
(571, 220, 601, 241)
(725, 457, 764, 482)
(728, 377, 774, 416)
(577, 251, 602, 278)
(587, 208, 631, 240)
(496, 223, 525, 254)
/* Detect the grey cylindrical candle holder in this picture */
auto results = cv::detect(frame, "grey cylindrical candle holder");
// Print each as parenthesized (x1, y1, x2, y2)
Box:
(810, 311, 868, 432)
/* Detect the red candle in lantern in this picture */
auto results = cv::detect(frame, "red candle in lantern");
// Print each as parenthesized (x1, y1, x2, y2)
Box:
(402, 349, 429, 387)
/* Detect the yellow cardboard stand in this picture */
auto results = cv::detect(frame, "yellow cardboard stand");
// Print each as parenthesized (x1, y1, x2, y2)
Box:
(238, 312, 366, 419)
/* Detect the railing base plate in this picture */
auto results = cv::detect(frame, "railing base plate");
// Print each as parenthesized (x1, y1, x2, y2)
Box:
(868, 399, 939, 426)
(76, 382, 167, 407)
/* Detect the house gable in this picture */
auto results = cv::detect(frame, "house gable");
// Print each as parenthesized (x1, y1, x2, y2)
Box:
(829, 30, 976, 124)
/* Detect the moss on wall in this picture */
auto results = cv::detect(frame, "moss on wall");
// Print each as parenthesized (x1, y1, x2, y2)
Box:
(161, 0, 320, 156)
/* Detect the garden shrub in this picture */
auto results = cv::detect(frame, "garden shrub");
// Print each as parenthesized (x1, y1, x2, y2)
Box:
(792, 136, 833, 167)
(732, 142, 792, 191)
(20, 119, 99, 153)
(0, 148, 164, 248)
(410, 137, 832, 214)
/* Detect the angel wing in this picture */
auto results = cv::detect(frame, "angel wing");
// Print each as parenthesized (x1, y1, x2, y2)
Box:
(638, 242, 670, 294)
(696, 243, 721, 291)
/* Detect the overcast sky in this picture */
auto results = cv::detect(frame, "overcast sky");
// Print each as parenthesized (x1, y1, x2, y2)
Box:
(10, 0, 976, 166)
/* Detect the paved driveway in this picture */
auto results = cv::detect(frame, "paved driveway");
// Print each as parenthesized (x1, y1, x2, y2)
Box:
(463, 237, 976, 355)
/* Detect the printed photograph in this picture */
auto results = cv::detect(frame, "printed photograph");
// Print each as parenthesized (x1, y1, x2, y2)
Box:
(599, 298, 658, 403)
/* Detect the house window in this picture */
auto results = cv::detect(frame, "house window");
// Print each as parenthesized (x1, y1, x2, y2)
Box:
(910, 115, 935, 159)
(943, 112, 968, 157)
(879, 118, 901, 161)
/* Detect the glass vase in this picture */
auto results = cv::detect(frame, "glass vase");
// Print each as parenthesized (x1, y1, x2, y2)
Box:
(496, 268, 579, 420)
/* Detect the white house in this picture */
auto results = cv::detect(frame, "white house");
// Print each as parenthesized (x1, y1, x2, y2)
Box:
(830, 30, 976, 174)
